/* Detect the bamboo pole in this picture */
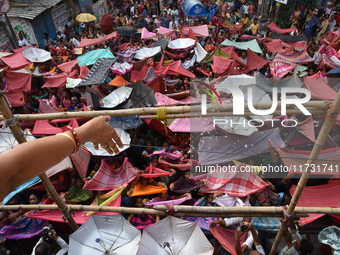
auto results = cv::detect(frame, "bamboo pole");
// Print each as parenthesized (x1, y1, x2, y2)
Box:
(0, 92, 79, 231)
(0, 101, 328, 121)
(1, 204, 339, 217)
(269, 90, 340, 255)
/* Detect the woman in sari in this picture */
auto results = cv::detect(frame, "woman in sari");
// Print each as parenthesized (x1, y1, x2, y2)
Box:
(304, 13, 316, 41)
(291, 6, 301, 27)
(128, 197, 160, 230)
(0, 193, 48, 239)
(170, 171, 207, 194)
(63, 178, 92, 204)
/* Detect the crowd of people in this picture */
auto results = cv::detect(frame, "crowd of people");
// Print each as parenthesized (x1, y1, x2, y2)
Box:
(2, 0, 340, 254)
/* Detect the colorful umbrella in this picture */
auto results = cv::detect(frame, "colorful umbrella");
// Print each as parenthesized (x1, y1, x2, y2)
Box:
(22, 48, 51, 63)
(100, 13, 113, 34)
(76, 13, 97, 22)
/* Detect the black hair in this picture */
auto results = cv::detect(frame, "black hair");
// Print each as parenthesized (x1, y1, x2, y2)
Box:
(299, 239, 314, 255)
(35, 241, 50, 255)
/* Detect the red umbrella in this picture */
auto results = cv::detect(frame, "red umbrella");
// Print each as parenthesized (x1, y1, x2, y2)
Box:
(100, 13, 113, 34)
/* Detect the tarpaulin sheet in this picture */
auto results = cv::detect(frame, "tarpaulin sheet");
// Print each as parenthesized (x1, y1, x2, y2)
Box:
(271, 141, 340, 174)
(272, 31, 308, 42)
(221, 46, 245, 65)
(200, 166, 267, 196)
(42, 70, 78, 88)
(79, 64, 89, 79)
(125, 81, 158, 108)
(78, 58, 117, 86)
(290, 182, 340, 225)
(12, 46, 31, 53)
(108, 75, 129, 86)
(304, 75, 337, 100)
(167, 61, 196, 78)
(169, 117, 214, 132)
(211, 226, 248, 255)
(270, 61, 296, 79)
(155, 92, 200, 106)
(134, 46, 161, 60)
(3, 91, 25, 107)
(267, 22, 296, 34)
(1, 52, 31, 70)
(2, 157, 72, 205)
(140, 163, 172, 178)
(181, 25, 209, 37)
(164, 50, 186, 60)
(147, 76, 166, 94)
(84, 158, 138, 190)
(194, 42, 208, 62)
(158, 26, 176, 39)
(182, 55, 197, 69)
(57, 59, 78, 72)
(4, 70, 31, 92)
(28, 194, 121, 224)
(32, 119, 78, 135)
(281, 41, 307, 52)
(78, 32, 118, 48)
(198, 128, 284, 165)
(201, 47, 230, 63)
(181, 29, 198, 42)
(143, 66, 157, 83)
(151, 39, 169, 49)
(212, 55, 233, 76)
(265, 40, 286, 53)
(244, 48, 268, 72)
(77, 48, 115, 66)
(130, 65, 148, 82)
(221, 39, 262, 54)
(141, 27, 156, 39)
(255, 72, 302, 93)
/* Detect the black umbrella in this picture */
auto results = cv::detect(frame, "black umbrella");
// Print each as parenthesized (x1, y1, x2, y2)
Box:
(124, 81, 158, 109)
(115, 26, 137, 36)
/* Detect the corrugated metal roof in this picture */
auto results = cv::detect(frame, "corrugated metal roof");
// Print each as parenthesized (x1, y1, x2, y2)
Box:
(6, 0, 63, 19)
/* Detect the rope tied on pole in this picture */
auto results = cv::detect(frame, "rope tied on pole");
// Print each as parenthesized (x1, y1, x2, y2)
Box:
(155, 107, 168, 134)
(326, 101, 340, 122)
(165, 204, 175, 216)
(4, 115, 18, 127)
(281, 206, 294, 224)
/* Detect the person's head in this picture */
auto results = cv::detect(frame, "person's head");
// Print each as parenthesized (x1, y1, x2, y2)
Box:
(296, 6, 300, 11)
(151, 155, 159, 167)
(146, 141, 153, 153)
(71, 96, 78, 105)
(206, 193, 214, 204)
(308, 68, 315, 76)
(162, 140, 170, 149)
(19, 33, 23, 40)
(241, 50, 247, 58)
(190, 20, 195, 26)
(159, 192, 169, 201)
(57, 57, 63, 65)
(140, 177, 148, 186)
(35, 241, 50, 255)
(43, 33, 49, 40)
(294, 239, 314, 255)
(62, 89, 69, 99)
(260, 197, 271, 206)
(184, 171, 190, 181)
(173, 5, 176, 10)
(38, 89, 44, 97)
(242, 216, 252, 224)
(29, 193, 39, 205)
(75, 178, 84, 189)
(245, 2, 248, 5)
(253, 18, 258, 24)
(335, 24, 339, 31)
(205, 37, 211, 44)
(7, 196, 17, 205)
(135, 197, 144, 207)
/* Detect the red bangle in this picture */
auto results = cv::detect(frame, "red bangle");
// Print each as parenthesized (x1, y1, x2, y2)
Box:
(63, 125, 80, 153)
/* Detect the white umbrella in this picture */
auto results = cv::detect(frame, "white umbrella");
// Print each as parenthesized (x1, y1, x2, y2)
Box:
(137, 216, 214, 255)
(168, 38, 196, 51)
(102, 86, 133, 108)
(0, 127, 35, 155)
(215, 74, 256, 88)
(69, 215, 141, 255)
(134, 46, 161, 60)
(194, 43, 207, 63)
(84, 128, 131, 156)
(22, 47, 51, 63)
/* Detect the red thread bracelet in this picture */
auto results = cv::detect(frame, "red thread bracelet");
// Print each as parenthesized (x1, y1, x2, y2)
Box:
(63, 125, 80, 153)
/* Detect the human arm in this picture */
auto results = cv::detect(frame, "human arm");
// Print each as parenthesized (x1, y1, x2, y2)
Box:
(0, 116, 123, 200)
(127, 213, 134, 222)
(47, 230, 68, 255)
(169, 179, 179, 191)
(235, 227, 244, 255)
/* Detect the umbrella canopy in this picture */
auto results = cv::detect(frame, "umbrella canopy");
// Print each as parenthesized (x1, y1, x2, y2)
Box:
(327, 67, 340, 77)
(115, 26, 137, 35)
(214, 74, 256, 88)
(108, 75, 129, 86)
(0, 127, 35, 155)
(84, 128, 131, 156)
(69, 215, 141, 255)
(125, 81, 158, 108)
(22, 48, 51, 63)
(134, 46, 161, 60)
(109, 115, 143, 130)
(102, 86, 133, 108)
(100, 13, 113, 34)
(136, 216, 214, 255)
(168, 38, 196, 51)
(76, 13, 97, 22)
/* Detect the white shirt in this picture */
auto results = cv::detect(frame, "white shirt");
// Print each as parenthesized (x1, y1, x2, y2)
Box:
(169, 20, 178, 29)
(18, 38, 30, 47)
(131, 6, 135, 14)
(243, 5, 250, 14)
(32, 237, 68, 255)
(223, 217, 243, 229)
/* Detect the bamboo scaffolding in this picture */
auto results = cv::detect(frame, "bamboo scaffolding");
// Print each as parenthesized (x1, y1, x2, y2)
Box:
(1, 204, 339, 217)
(0, 101, 328, 121)
(269, 90, 340, 255)
(0, 92, 79, 231)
